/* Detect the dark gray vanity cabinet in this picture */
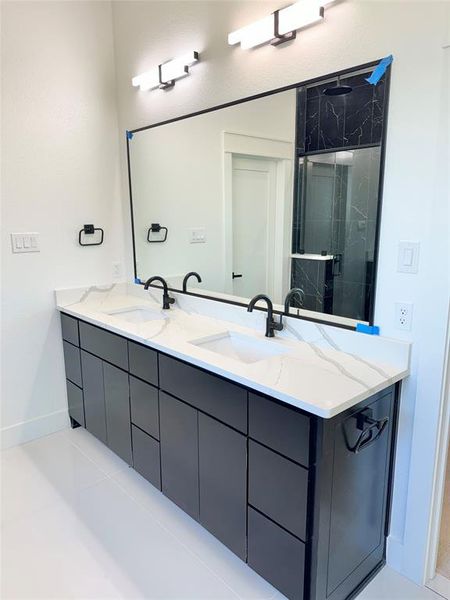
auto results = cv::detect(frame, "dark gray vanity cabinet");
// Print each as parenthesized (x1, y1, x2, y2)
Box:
(66, 379, 85, 428)
(309, 390, 396, 600)
(159, 391, 199, 520)
(132, 425, 161, 489)
(61, 314, 85, 427)
(59, 313, 399, 600)
(81, 350, 107, 444)
(103, 362, 132, 465)
(77, 323, 132, 464)
(198, 413, 247, 560)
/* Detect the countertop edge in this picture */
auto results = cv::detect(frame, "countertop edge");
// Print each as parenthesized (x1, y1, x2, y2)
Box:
(58, 306, 407, 419)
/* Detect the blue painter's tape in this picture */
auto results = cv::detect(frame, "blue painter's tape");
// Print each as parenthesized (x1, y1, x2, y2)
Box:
(134, 277, 142, 285)
(356, 323, 380, 335)
(365, 55, 393, 85)
(126, 130, 134, 140)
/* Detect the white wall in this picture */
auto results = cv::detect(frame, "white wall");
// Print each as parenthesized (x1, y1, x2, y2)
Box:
(1, 1, 124, 447)
(111, 0, 450, 585)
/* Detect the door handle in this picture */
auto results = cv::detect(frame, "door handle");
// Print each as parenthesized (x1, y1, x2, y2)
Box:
(232, 272, 243, 279)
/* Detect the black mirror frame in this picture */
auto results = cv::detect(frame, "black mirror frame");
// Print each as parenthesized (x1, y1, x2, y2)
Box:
(126, 59, 391, 332)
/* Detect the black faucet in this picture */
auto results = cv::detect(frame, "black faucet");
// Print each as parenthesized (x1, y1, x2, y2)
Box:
(182, 271, 202, 292)
(247, 294, 284, 338)
(284, 288, 305, 314)
(144, 276, 175, 310)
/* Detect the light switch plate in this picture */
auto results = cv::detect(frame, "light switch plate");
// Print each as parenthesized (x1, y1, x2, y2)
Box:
(11, 233, 40, 253)
(397, 241, 420, 273)
(189, 228, 206, 244)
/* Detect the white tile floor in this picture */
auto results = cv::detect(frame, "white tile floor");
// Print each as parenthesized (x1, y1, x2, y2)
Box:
(1, 428, 445, 600)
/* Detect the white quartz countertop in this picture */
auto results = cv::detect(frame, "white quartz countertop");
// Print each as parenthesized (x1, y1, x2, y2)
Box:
(56, 283, 410, 419)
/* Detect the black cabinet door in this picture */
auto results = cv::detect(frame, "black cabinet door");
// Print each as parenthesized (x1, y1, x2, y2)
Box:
(103, 363, 132, 465)
(159, 392, 199, 520)
(326, 392, 393, 596)
(81, 350, 107, 444)
(198, 413, 247, 559)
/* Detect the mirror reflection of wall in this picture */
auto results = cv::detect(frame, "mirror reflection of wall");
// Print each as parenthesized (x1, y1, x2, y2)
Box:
(129, 90, 296, 305)
(128, 63, 389, 326)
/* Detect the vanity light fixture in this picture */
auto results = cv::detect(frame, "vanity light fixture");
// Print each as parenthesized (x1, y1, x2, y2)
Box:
(132, 51, 199, 91)
(228, 0, 336, 50)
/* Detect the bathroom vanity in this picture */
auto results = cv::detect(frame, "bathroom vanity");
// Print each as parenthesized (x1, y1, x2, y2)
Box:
(55, 59, 405, 600)
(57, 285, 408, 600)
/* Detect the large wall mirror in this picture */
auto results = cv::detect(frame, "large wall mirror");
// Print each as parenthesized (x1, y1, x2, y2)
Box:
(128, 61, 390, 328)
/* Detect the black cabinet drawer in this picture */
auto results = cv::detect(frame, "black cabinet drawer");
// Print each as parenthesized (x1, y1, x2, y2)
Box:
(63, 341, 82, 387)
(79, 321, 128, 370)
(130, 376, 159, 440)
(249, 393, 310, 466)
(128, 341, 158, 387)
(248, 507, 305, 600)
(249, 440, 308, 541)
(159, 355, 247, 433)
(199, 413, 247, 560)
(159, 392, 199, 520)
(66, 379, 85, 427)
(61, 313, 79, 346)
(132, 425, 161, 490)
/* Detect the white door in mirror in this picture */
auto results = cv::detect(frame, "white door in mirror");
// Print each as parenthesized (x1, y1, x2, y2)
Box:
(11, 233, 40, 253)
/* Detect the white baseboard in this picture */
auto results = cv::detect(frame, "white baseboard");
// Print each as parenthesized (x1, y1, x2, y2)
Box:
(387, 534, 405, 575)
(1, 409, 70, 450)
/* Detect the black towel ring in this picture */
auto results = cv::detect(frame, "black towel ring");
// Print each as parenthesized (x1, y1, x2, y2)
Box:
(78, 224, 104, 246)
(147, 223, 168, 243)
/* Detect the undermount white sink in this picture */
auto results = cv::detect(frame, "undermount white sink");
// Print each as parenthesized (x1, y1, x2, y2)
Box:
(189, 331, 288, 364)
(104, 306, 167, 324)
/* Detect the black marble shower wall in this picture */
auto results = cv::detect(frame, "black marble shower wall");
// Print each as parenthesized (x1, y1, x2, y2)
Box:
(291, 68, 389, 322)
(302, 71, 386, 153)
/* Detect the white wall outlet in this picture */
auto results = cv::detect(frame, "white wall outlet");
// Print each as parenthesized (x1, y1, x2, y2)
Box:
(11, 233, 40, 253)
(112, 261, 122, 280)
(189, 228, 206, 244)
(395, 302, 413, 331)
(397, 241, 420, 274)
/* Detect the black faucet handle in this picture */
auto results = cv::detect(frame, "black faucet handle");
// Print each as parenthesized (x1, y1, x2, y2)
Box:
(272, 318, 284, 332)
(162, 293, 175, 310)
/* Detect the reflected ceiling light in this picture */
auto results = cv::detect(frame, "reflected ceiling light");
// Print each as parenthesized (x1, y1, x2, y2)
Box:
(229, 0, 336, 50)
(132, 51, 199, 91)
